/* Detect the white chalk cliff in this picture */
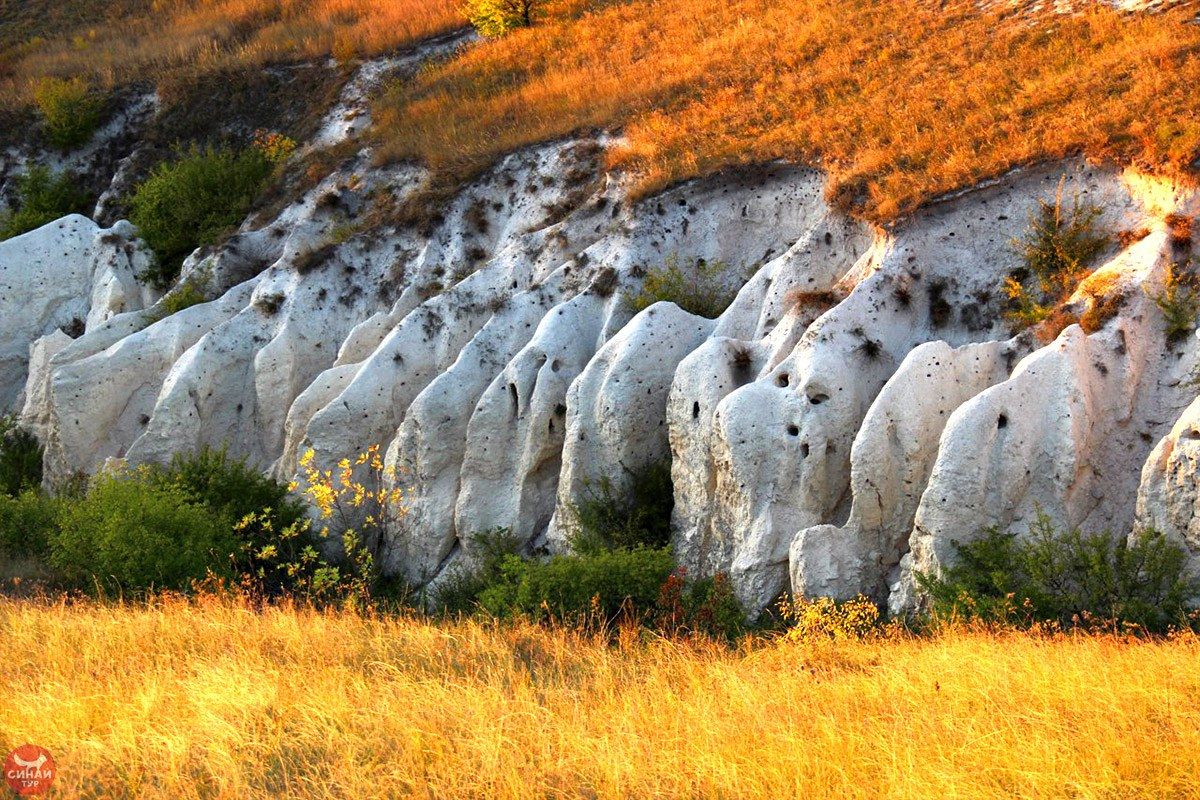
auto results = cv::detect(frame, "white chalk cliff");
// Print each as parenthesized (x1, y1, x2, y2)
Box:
(4, 51, 1200, 614)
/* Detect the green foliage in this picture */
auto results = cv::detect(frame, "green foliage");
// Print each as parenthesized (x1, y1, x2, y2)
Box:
(0, 416, 43, 497)
(1003, 187, 1108, 332)
(50, 470, 239, 591)
(1149, 260, 1199, 344)
(0, 165, 92, 241)
(146, 272, 210, 323)
(625, 255, 739, 319)
(431, 527, 524, 614)
(567, 460, 674, 554)
(32, 76, 103, 149)
(146, 447, 319, 597)
(0, 490, 63, 560)
(464, 0, 543, 37)
(1016, 189, 1108, 294)
(917, 510, 1196, 632)
(129, 144, 274, 288)
(479, 546, 677, 625)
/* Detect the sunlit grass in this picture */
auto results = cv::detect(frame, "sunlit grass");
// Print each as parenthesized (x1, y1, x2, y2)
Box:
(1, 594, 1199, 798)
(0, 0, 464, 111)
(373, 0, 1200, 220)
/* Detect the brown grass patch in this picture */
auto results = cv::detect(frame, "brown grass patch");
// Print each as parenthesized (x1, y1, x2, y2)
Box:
(373, 0, 1200, 222)
(1117, 227, 1152, 248)
(1167, 212, 1194, 250)
(1035, 308, 1081, 343)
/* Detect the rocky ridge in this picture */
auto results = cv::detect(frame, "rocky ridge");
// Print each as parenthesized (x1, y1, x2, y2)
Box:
(2, 46, 1199, 614)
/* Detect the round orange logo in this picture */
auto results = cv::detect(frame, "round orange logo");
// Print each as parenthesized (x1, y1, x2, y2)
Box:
(4, 745, 56, 796)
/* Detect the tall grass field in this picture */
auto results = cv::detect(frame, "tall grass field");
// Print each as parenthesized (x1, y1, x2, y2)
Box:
(2, 595, 1199, 799)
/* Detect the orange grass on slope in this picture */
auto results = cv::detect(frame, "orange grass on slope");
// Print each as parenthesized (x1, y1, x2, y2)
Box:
(2, 595, 1200, 798)
(374, 0, 1200, 221)
(0, 0, 463, 104)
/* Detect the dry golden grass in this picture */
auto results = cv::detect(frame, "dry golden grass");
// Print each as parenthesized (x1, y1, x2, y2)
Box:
(3, 595, 1200, 798)
(0, 0, 463, 108)
(375, 0, 1200, 221)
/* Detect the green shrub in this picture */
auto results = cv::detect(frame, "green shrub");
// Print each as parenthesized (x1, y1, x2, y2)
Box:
(431, 527, 524, 614)
(32, 76, 103, 149)
(147, 274, 209, 323)
(50, 470, 239, 591)
(1003, 187, 1108, 332)
(1149, 259, 1199, 344)
(0, 490, 63, 560)
(129, 144, 274, 288)
(567, 460, 674, 554)
(917, 510, 1196, 632)
(625, 255, 739, 319)
(0, 166, 92, 241)
(147, 447, 310, 596)
(0, 416, 43, 497)
(479, 546, 676, 624)
(464, 0, 545, 37)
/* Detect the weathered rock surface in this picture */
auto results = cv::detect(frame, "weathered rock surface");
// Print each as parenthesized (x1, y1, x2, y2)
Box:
(0, 215, 155, 410)
(791, 338, 1019, 604)
(4, 44, 1200, 615)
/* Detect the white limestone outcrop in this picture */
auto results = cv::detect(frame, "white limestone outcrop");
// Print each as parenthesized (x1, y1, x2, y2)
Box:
(790, 339, 1020, 604)
(5, 44, 1199, 618)
(0, 215, 155, 411)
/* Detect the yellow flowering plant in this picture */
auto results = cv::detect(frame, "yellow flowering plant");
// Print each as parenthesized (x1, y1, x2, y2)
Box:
(777, 594, 881, 644)
(235, 445, 405, 606)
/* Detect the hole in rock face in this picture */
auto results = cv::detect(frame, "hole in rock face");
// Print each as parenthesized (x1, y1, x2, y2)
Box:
(788, 425, 800, 437)
(998, 414, 1009, 429)
(777, 373, 790, 388)
(692, 402, 701, 419)
(509, 383, 519, 415)
(800, 443, 810, 458)
(808, 393, 829, 406)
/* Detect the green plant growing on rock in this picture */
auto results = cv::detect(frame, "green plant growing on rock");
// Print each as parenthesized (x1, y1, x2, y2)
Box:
(566, 460, 674, 553)
(0, 166, 91, 241)
(130, 144, 274, 288)
(464, 0, 545, 37)
(146, 271, 210, 323)
(1003, 186, 1109, 334)
(32, 76, 103, 149)
(917, 510, 1196, 633)
(1149, 259, 1199, 344)
(0, 416, 43, 498)
(626, 255, 739, 319)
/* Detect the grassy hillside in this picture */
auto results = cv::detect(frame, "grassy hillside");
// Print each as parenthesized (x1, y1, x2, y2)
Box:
(0, 0, 463, 111)
(1, 595, 1198, 798)
(374, 0, 1200, 220)
(4, 1, 1199, 221)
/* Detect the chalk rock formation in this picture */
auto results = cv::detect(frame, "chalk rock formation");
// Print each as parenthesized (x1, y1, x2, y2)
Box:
(0, 215, 155, 411)
(1136, 390, 1200, 587)
(7, 40, 1200, 618)
(669, 163, 1144, 611)
(891, 228, 1200, 613)
(790, 338, 1020, 603)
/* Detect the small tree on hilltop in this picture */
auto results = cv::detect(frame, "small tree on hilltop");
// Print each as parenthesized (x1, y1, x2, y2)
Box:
(464, 0, 543, 37)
